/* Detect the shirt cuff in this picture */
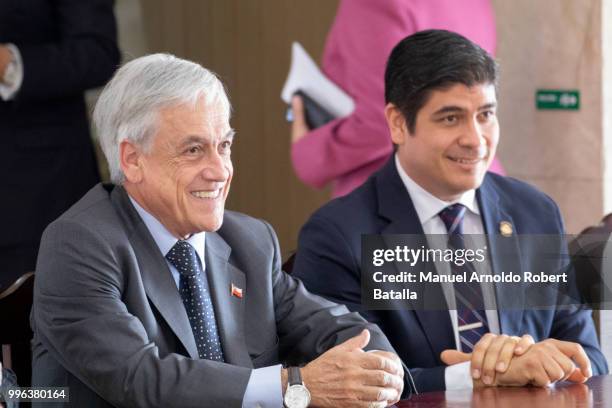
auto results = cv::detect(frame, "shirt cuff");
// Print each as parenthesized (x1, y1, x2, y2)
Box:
(242, 364, 283, 408)
(0, 44, 23, 101)
(444, 361, 473, 390)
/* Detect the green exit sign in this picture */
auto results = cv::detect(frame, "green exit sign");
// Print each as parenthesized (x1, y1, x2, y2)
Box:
(536, 89, 580, 110)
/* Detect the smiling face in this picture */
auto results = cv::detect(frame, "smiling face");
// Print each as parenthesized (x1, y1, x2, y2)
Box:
(386, 82, 499, 201)
(122, 97, 234, 238)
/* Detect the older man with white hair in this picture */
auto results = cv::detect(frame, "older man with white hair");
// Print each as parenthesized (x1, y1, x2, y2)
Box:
(30, 54, 406, 408)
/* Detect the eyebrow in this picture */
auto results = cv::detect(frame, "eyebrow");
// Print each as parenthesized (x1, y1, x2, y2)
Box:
(177, 130, 236, 149)
(478, 102, 497, 111)
(432, 102, 497, 116)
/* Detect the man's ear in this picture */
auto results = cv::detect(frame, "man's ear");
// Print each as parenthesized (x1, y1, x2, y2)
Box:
(119, 140, 144, 183)
(384, 103, 409, 145)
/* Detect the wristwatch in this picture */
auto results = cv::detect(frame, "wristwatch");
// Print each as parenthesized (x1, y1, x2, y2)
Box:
(283, 366, 311, 408)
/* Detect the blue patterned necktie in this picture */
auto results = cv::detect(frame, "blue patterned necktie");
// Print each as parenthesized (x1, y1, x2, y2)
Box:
(166, 240, 225, 361)
(439, 204, 489, 353)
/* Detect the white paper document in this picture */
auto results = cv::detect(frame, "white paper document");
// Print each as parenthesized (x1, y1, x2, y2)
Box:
(281, 42, 355, 118)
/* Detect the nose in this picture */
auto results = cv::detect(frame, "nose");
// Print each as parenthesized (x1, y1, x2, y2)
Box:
(459, 118, 486, 148)
(201, 149, 230, 182)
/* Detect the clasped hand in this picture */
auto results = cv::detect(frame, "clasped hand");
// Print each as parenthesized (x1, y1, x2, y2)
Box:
(299, 329, 404, 408)
(441, 333, 592, 387)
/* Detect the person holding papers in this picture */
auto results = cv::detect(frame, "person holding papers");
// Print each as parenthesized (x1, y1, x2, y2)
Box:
(290, 0, 503, 198)
(292, 29, 608, 392)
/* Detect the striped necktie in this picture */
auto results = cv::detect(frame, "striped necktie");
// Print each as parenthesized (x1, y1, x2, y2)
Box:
(439, 204, 489, 353)
(166, 240, 225, 361)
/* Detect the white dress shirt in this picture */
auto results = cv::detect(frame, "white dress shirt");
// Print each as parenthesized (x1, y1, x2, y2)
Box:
(394, 155, 500, 390)
(129, 196, 281, 407)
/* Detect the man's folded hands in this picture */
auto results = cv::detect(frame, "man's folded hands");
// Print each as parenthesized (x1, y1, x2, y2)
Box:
(441, 333, 592, 387)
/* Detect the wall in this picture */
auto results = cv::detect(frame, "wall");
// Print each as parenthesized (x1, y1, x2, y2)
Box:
(493, 0, 604, 233)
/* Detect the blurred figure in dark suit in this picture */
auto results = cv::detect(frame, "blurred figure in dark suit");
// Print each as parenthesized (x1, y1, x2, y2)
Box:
(0, 0, 120, 388)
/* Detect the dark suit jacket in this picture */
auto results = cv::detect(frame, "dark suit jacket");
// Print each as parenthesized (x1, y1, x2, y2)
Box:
(292, 157, 608, 392)
(0, 0, 119, 283)
(31, 184, 396, 407)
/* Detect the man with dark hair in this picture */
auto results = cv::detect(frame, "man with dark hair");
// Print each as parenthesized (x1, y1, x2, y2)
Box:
(292, 29, 607, 392)
(384, 30, 498, 135)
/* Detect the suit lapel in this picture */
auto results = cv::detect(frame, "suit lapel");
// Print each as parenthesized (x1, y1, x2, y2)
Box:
(205, 233, 252, 368)
(376, 159, 455, 356)
(110, 186, 200, 359)
(477, 178, 524, 334)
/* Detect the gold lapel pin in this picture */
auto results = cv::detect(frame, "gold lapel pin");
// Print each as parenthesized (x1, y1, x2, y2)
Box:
(499, 221, 513, 237)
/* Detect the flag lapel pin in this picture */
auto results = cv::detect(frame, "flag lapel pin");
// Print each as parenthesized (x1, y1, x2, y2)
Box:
(231, 283, 243, 299)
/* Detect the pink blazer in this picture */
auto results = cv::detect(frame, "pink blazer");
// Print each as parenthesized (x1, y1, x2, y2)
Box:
(291, 0, 502, 198)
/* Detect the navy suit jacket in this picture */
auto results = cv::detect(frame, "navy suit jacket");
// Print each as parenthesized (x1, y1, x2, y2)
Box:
(293, 157, 608, 392)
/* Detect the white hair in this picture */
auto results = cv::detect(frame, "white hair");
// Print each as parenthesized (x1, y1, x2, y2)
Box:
(93, 53, 231, 184)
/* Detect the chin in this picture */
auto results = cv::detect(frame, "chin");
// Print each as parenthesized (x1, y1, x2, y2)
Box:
(450, 179, 481, 194)
(203, 216, 224, 232)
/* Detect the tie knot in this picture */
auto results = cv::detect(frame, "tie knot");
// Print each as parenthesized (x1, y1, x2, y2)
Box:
(438, 204, 466, 235)
(166, 240, 201, 277)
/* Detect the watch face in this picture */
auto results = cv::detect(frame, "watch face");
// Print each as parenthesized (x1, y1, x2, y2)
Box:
(284, 384, 311, 408)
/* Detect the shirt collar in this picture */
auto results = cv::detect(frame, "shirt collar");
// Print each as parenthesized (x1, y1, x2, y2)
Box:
(394, 154, 480, 224)
(128, 195, 206, 266)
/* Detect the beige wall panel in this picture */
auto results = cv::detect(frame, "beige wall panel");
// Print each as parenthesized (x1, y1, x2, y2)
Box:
(493, 0, 603, 233)
(603, 0, 612, 214)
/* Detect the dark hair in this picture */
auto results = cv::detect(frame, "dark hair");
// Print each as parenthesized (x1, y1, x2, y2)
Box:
(384, 29, 498, 133)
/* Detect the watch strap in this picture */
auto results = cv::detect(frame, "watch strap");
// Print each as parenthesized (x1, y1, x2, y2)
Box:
(287, 366, 303, 386)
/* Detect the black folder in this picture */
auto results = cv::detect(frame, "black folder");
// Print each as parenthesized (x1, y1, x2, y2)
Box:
(294, 89, 336, 129)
